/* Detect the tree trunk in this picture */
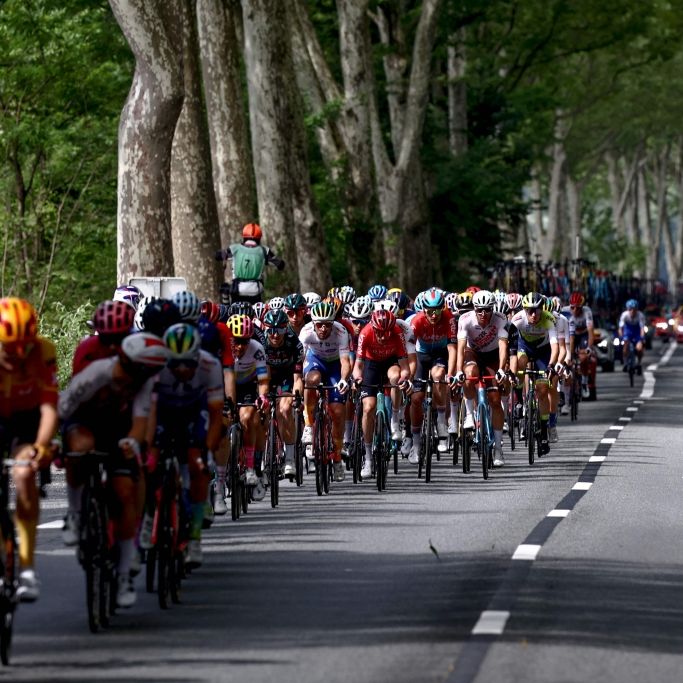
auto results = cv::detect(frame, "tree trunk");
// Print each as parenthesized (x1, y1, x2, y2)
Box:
(170, 0, 222, 300)
(197, 0, 255, 248)
(448, 28, 468, 157)
(565, 173, 581, 261)
(109, 0, 184, 283)
(242, 0, 299, 292)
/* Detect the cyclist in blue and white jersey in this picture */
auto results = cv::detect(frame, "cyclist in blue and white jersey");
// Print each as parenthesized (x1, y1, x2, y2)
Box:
(619, 299, 646, 374)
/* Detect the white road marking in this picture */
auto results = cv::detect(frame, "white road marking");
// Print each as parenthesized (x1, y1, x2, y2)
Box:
(619, 417, 632, 422)
(512, 544, 541, 560)
(37, 519, 63, 529)
(608, 425, 624, 430)
(589, 456, 606, 463)
(600, 438, 616, 444)
(35, 549, 74, 556)
(633, 400, 645, 404)
(547, 509, 570, 518)
(472, 610, 510, 635)
(572, 482, 592, 491)
(626, 407, 638, 412)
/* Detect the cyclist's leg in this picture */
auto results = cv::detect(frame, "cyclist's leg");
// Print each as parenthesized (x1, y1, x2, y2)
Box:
(431, 357, 448, 437)
(62, 423, 95, 545)
(326, 362, 348, 479)
(462, 348, 479, 428)
(408, 355, 428, 463)
(533, 348, 552, 451)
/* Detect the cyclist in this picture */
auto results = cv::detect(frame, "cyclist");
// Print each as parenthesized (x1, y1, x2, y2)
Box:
(619, 299, 645, 374)
(59, 332, 169, 608)
(352, 310, 412, 479)
(226, 314, 270, 490)
(299, 301, 352, 482)
(453, 290, 509, 466)
(284, 293, 308, 336)
(545, 297, 569, 442)
(511, 292, 560, 456)
(113, 284, 142, 310)
(562, 292, 594, 399)
(408, 288, 457, 464)
(262, 309, 304, 477)
(147, 323, 224, 568)
(215, 223, 285, 304)
(0, 298, 58, 602)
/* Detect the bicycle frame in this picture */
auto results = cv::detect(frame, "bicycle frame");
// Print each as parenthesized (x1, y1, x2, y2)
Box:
(468, 376, 497, 480)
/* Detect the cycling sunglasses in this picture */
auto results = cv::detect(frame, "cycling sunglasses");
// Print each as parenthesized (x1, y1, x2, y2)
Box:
(474, 307, 492, 314)
(350, 318, 368, 325)
(525, 306, 541, 315)
(168, 358, 199, 369)
(266, 326, 287, 335)
(314, 322, 332, 329)
(424, 306, 443, 314)
(285, 308, 304, 315)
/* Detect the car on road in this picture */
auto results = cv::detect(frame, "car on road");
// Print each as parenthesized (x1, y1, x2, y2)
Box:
(644, 304, 672, 344)
(593, 316, 617, 372)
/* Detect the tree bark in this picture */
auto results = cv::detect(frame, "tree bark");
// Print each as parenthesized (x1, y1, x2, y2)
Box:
(109, 0, 184, 283)
(197, 0, 255, 248)
(448, 28, 468, 157)
(170, 0, 222, 300)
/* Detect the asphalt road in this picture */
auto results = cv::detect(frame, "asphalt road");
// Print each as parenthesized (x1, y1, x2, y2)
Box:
(8, 341, 682, 683)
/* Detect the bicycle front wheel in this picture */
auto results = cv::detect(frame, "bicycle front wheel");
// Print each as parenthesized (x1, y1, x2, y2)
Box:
(375, 410, 385, 492)
(267, 420, 278, 509)
(478, 407, 489, 480)
(527, 398, 536, 465)
(425, 405, 435, 483)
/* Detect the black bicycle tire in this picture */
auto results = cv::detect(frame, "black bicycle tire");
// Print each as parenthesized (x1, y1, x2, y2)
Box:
(157, 536, 170, 610)
(322, 417, 331, 493)
(171, 552, 183, 604)
(375, 410, 385, 492)
(82, 490, 103, 633)
(268, 419, 278, 509)
(146, 547, 157, 593)
(508, 394, 516, 451)
(479, 406, 489, 480)
(527, 395, 535, 465)
(295, 412, 304, 487)
(0, 525, 16, 665)
(425, 404, 434, 483)
(0, 607, 13, 666)
(230, 427, 241, 521)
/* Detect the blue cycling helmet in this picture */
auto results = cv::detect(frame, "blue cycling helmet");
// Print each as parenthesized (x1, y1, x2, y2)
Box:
(626, 299, 638, 309)
(413, 291, 426, 312)
(422, 287, 445, 309)
(368, 284, 387, 301)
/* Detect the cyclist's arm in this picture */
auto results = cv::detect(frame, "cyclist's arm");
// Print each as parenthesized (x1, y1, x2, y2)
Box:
(293, 372, 304, 396)
(456, 338, 467, 374)
(352, 357, 364, 382)
(397, 356, 411, 382)
(447, 342, 457, 377)
(549, 341, 559, 367)
(498, 337, 507, 371)
(340, 353, 352, 382)
(207, 399, 224, 452)
(265, 247, 285, 271)
(257, 377, 270, 398)
(223, 367, 236, 404)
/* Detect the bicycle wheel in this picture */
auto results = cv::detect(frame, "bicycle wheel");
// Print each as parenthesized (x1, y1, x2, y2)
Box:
(425, 405, 435, 483)
(294, 412, 304, 487)
(629, 358, 635, 387)
(375, 410, 385, 492)
(527, 396, 536, 465)
(0, 523, 17, 665)
(478, 406, 489, 480)
(459, 401, 470, 473)
(322, 419, 331, 494)
(314, 413, 325, 496)
(393, 440, 399, 475)
(82, 491, 105, 633)
(146, 547, 157, 593)
(171, 551, 183, 604)
(570, 377, 579, 422)
(267, 420, 278, 509)
(507, 395, 516, 451)
(157, 506, 171, 610)
(230, 428, 241, 521)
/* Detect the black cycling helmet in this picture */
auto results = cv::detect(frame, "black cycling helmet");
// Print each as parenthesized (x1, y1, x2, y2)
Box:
(228, 301, 255, 319)
(141, 299, 182, 337)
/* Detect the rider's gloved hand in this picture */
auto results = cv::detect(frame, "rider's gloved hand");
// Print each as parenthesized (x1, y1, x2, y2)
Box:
(446, 374, 457, 388)
(454, 371, 466, 385)
(335, 378, 350, 395)
(255, 395, 271, 412)
(554, 362, 565, 375)
(495, 369, 507, 384)
(118, 437, 141, 459)
(398, 377, 413, 393)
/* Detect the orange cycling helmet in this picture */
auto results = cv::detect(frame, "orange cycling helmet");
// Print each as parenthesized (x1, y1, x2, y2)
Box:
(0, 298, 38, 343)
(242, 223, 263, 241)
(465, 285, 481, 294)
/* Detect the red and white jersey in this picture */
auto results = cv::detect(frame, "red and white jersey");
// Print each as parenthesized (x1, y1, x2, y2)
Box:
(356, 324, 407, 363)
(457, 311, 508, 353)
(299, 321, 351, 362)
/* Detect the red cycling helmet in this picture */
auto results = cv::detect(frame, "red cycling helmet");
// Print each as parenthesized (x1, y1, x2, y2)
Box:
(242, 222, 263, 241)
(92, 300, 134, 335)
(569, 292, 585, 307)
(370, 309, 396, 334)
(465, 285, 481, 294)
(200, 300, 221, 324)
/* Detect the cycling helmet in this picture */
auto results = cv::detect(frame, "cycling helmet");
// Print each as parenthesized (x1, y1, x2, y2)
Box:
(370, 309, 396, 334)
(164, 322, 201, 361)
(121, 332, 169, 367)
(506, 292, 523, 312)
(227, 314, 254, 338)
(0, 298, 37, 343)
(465, 285, 481, 294)
(323, 296, 343, 318)
(551, 296, 563, 313)
(493, 290, 507, 303)
(252, 301, 268, 322)
(522, 291, 545, 309)
(92, 300, 134, 336)
(172, 290, 202, 323)
(423, 287, 445, 309)
(284, 293, 307, 311)
(200, 300, 221, 324)
(387, 288, 410, 313)
(141, 299, 182, 336)
(626, 298, 638, 309)
(228, 301, 255, 319)
(133, 295, 155, 331)
(113, 284, 142, 310)
(456, 291, 474, 312)
(263, 308, 288, 329)
(413, 291, 426, 312)
(445, 292, 459, 314)
(347, 298, 374, 321)
(367, 284, 387, 301)
(217, 303, 231, 323)
(198, 318, 221, 355)
(327, 287, 341, 299)
(268, 296, 285, 311)
(569, 291, 585, 307)
(310, 301, 336, 323)
(493, 299, 510, 316)
(242, 222, 262, 241)
(338, 285, 356, 304)
(303, 292, 321, 309)
(543, 297, 560, 314)
(374, 299, 399, 315)
(472, 290, 495, 310)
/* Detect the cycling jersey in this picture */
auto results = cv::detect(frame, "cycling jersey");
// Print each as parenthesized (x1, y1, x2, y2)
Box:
(72, 335, 117, 376)
(356, 325, 407, 362)
(457, 311, 508, 353)
(234, 340, 269, 386)
(216, 322, 234, 367)
(395, 318, 416, 355)
(0, 336, 58, 419)
(510, 310, 558, 349)
(153, 351, 223, 409)
(410, 310, 457, 353)
(619, 310, 645, 337)
(299, 321, 350, 363)
(554, 314, 571, 341)
(561, 305, 593, 335)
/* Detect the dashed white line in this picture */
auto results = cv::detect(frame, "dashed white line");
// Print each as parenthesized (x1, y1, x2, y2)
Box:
(626, 407, 638, 412)
(619, 417, 632, 422)
(572, 482, 592, 491)
(547, 509, 570, 518)
(472, 611, 510, 635)
(589, 455, 606, 463)
(512, 544, 541, 560)
(633, 400, 645, 404)
(37, 519, 63, 529)
(608, 425, 624, 431)
(600, 438, 616, 444)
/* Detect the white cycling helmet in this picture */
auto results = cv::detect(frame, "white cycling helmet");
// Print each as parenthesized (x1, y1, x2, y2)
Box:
(303, 292, 321, 309)
(472, 290, 495, 310)
(133, 295, 156, 331)
(268, 296, 285, 311)
(172, 290, 201, 323)
(113, 284, 142, 310)
(121, 332, 169, 367)
(374, 299, 399, 315)
(445, 292, 459, 313)
(347, 298, 374, 321)
(338, 285, 356, 304)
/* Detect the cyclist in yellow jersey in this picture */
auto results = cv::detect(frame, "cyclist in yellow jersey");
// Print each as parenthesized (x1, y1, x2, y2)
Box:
(0, 298, 58, 602)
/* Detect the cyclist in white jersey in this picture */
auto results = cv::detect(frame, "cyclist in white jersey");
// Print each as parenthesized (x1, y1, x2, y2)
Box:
(299, 301, 352, 482)
(562, 292, 594, 398)
(618, 299, 645, 373)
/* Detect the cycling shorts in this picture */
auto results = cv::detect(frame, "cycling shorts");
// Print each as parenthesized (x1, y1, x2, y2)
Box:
(0, 409, 40, 454)
(270, 368, 295, 393)
(574, 332, 590, 350)
(303, 356, 346, 404)
(154, 402, 208, 459)
(621, 329, 643, 344)
(360, 359, 399, 399)
(414, 349, 449, 391)
(518, 341, 552, 371)
(237, 382, 259, 405)
(464, 348, 500, 378)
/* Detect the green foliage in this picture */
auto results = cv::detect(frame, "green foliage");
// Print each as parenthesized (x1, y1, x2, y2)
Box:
(39, 301, 93, 387)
